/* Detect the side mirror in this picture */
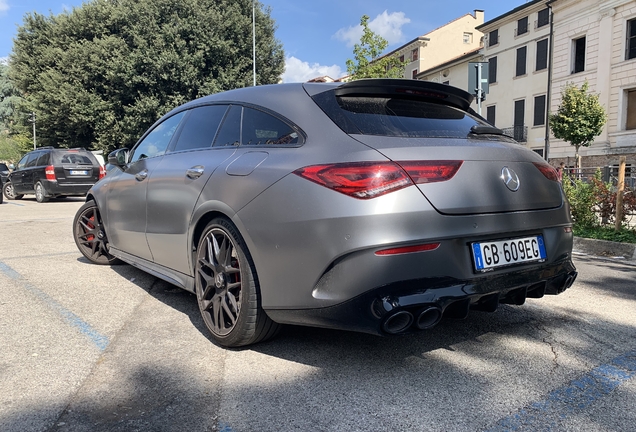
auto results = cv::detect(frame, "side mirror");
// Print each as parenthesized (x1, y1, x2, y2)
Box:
(8, 164, 14, 170)
(108, 148, 129, 167)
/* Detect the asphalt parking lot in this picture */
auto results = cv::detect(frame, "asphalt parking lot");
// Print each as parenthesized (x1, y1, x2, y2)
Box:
(1, 197, 635, 432)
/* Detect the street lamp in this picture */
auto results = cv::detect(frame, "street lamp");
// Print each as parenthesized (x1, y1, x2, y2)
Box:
(28, 112, 36, 149)
(252, 0, 256, 86)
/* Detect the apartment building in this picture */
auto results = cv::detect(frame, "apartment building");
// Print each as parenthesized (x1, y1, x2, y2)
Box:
(381, 10, 485, 80)
(549, 0, 636, 168)
(474, 0, 553, 156)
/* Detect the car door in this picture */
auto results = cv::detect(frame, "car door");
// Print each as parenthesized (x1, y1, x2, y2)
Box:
(105, 111, 186, 261)
(145, 104, 238, 275)
(12, 152, 39, 194)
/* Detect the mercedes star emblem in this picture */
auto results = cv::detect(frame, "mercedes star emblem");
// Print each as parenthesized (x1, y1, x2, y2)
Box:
(501, 167, 520, 192)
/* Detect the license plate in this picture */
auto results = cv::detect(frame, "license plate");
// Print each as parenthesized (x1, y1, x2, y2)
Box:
(70, 170, 88, 175)
(471, 235, 546, 272)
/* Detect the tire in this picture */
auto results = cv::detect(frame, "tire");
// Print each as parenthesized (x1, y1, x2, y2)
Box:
(3, 182, 24, 200)
(73, 200, 119, 265)
(35, 182, 49, 203)
(195, 217, 280, 347)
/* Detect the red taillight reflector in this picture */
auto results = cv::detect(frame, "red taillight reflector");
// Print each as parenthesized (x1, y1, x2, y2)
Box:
(294, 162, 413, 199)
(45, 165, 56, 181)
(533, 162, 559, 182)
(398, 160, 463, 184)
(99, 165, 106, 180)
(375, 243, 441, 256)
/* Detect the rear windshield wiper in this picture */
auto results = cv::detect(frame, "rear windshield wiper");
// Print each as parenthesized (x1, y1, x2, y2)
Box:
(469, 125, 505, 135)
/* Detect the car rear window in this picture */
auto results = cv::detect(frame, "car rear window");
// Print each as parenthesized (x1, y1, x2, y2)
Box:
(57, 152, 94, 165)
(335, 96, 481, 138)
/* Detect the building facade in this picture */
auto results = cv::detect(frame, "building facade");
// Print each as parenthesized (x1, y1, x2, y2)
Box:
(550, 0, 636, 169)
(382, 10, 485, 80)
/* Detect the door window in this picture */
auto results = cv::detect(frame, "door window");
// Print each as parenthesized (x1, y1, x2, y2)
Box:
(172, 105, 228, 152)
(130, 112, 186, 163)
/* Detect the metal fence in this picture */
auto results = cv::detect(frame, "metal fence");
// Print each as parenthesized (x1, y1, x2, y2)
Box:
(501, 126, 528, 143)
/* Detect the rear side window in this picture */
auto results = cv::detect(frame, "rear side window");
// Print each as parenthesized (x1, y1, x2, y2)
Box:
(24, 153, 40, 168)
(214, 106, 242, 147)
(242, 107, 299, 145)
(36, 152, 50, 166)
(173, 105, 228, 152)
(336, 97, 480, 138)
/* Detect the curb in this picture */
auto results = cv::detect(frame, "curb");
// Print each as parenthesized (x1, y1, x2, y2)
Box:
(573, 237, 636, 264)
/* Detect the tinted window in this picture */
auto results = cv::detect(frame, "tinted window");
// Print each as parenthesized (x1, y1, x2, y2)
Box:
(242, 107, 299, 146)
(130, 112, 186, 163)
(25, 153, 40, 168)
(173, 105, 228, 152)
(58, 152, 92, 165)
(36, 152, 50, 166)
(335, 97, 481, 138)
(214, 106, 242, 147)
(17, 154, 29, 169)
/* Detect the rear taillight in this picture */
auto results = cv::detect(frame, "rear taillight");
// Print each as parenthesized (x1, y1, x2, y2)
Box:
(533, 162, 559, 181)
(294, 162, 413, 199)
(99, 165, 106, 180)
(294, 160, 463, 199)
(398, 161, 463, 184)
(45, 165, 56, 181)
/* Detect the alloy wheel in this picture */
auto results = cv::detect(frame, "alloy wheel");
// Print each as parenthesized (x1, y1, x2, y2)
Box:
(74, 202, 116, 264)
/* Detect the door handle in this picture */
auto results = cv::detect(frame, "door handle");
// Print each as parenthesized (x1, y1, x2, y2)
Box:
(186, 166, 204, 179)
(135, 170, 148, 181)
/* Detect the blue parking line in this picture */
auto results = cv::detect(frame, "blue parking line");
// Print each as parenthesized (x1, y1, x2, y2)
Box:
(0, 261, 109, 351)
(4, 201, 25, 206)
(485, 350, 636, 431)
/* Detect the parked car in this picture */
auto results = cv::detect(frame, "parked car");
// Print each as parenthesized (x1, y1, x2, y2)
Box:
(73, 79, 577, 347)
(3, 147, 105, 202)
(0, 162, 9, 184)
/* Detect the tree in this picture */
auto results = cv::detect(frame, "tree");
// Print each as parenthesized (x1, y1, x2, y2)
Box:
(549, 81, 607, 169)
(9, 0, 284, 153)
(345, 15, 405, 80)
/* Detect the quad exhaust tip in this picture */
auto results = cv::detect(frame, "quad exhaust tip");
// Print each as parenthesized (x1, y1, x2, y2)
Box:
(415, 306, 443, 330)
(382, 311, 414, 334)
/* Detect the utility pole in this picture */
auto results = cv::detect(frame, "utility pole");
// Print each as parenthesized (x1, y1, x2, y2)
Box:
(28, 112, 36, 149)
(252, 0, 256, 86)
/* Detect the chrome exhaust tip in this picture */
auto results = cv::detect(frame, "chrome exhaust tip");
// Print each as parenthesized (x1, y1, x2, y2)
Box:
(415, 306, 443, 330)
(382, 311, 414, 334)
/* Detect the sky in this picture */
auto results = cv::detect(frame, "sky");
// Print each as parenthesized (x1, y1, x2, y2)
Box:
(0, 0, 527, 82)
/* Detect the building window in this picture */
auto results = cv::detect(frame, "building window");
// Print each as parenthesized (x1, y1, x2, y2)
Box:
(537, 8, 550, 28)
(488, 57, 497, 83)
(627, 89, 636, 130)
(411, 48, 418, 61)
(534, 95, 546, 126)
(463, 32, 473, 44)
(412, 69, 418, 79)
(533, 148, 544, 157)
(516, 46, 527, 76)
(536, 38, 548, 71)
(489, 29, 499, 47)
(514, 99, 526, 141)
(399, 55, 405, 63)
(517, 17, 529, 36)
(573, 36, 586, 73)
(627, 18, 636, 60)
(486, 105, 496, 126)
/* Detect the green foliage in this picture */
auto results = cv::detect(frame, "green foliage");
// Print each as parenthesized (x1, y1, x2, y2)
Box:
(562, 168, 636, 241)
(0, 63, 27, 133)
(9, 0, 284, 153)
(549, 81, 607, 167)
(345, 15, 406, 80)
(0, 132, 31, 163)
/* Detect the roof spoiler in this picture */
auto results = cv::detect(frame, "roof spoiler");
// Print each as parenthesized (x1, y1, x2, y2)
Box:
(333, 79, 474, 111)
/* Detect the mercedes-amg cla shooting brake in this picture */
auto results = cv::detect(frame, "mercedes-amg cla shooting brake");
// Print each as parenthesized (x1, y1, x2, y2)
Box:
(73, 79, 577, 347)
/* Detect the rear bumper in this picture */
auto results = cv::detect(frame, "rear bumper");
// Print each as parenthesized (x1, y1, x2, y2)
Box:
(42, 180, 94, 196)
(265, 258, 577, 336)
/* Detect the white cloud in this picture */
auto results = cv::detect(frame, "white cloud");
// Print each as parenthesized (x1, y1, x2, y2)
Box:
(0, 57, 8, 66)
(281, 56, 343, 83)
(0, 0, 10, 15)
(334, 11, 411, 47)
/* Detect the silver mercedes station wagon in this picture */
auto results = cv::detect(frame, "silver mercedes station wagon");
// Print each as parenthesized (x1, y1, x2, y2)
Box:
(73, 79, 577, 347)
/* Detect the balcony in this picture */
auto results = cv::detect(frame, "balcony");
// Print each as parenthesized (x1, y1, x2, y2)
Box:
(501, 126, 528, 142)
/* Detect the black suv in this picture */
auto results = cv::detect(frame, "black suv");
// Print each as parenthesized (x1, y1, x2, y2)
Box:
(3, 147, 104, 202)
